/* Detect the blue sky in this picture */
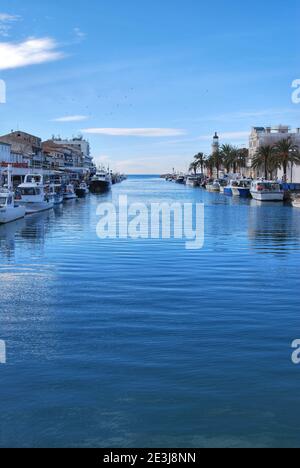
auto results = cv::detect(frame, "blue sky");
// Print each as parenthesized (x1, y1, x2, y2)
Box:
(0, 0, 299, 173)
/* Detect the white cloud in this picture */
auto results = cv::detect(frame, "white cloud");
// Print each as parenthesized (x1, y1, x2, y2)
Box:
(52, 115, 88, 122)
(0, 37, 64, 70)
(81, 128, 186, 137)
(0, 13, 21, 37)
(74, 28, 86, 40)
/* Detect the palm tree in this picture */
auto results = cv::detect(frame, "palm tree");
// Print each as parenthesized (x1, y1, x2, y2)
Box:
(194, 152, 205, 174)
(273, 138, 300, 180)
(210, 151, 223, 178)
(205, 155, 214, 177)
(220, 144, 235, 173)
(236, 148, 248, 173)
(189, 161, 198, 175)
(252, 145, 274, 180)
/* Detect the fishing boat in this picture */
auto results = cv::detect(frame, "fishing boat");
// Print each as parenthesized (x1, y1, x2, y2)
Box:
(18, 174, 54, 214)
(0, 166, 26, 224)
(250, 180, 284, 202)
(76, 182, 89, 198)
(186, 176, 198, 187)
(63, 183, 77, 200)
(89, 170, 112, 193)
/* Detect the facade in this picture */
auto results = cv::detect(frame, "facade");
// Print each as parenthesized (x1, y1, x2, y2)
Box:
(50, 137, 93, 169)
(0, 131, 94, 174)
(0, 130, 43, 169)
(42, 141, 66, 169)
(248, 126, 300, 182)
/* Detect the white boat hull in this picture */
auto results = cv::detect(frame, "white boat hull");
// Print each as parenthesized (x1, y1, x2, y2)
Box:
(251, 191, 284, 202)
(0, 205, 26, 224)
(22, 200, 54, 214)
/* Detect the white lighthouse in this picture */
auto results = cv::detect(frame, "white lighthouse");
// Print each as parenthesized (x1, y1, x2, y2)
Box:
(212, 132, 219, 154)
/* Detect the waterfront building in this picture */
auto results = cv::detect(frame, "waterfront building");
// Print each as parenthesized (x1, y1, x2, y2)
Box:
(0, 130, 43, 169)
(248, 126, 300, 182)
(49, 136, 93, 169)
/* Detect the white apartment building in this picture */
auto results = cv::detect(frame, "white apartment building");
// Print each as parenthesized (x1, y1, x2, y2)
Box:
(51, 137, 93, 168)
(248, 126, 300, 182)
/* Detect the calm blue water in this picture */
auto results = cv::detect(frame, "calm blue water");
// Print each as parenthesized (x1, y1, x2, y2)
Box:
(1, 175, 300, 448)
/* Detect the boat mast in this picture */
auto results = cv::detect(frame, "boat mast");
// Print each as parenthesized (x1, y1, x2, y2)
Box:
(7, 164, 13, 191)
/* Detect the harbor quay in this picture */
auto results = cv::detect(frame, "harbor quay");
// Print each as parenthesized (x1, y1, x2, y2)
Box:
(164, 126, 300, 206)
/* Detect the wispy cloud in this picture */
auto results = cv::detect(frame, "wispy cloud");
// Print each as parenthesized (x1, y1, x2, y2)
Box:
(0, 37, 64, 70)
(0, 13, 20, 37)
(73, 27, 86, 41)
(52, 115, 88, 122)
(81, 128, 186, 137)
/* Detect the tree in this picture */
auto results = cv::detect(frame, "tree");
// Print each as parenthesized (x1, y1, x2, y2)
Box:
(220, 144, 235, 173)
(210, 151, 223, 178)
(236, 148, 248, 173)
(273, 138, 300, 180)
(189, 161, 198, 175)
(194, 152, 205, 174)
(205, 155, 214, 177)
(252, 145, 274, 180)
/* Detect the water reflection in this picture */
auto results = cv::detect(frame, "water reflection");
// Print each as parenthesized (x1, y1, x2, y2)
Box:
(0, 218, 26, 259)
(248, 202, 300, 255)
(0, 211, 54, 259)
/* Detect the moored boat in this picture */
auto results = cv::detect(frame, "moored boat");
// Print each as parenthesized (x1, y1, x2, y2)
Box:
(219, 180, 229, 193)
(76, 182, 89, 198)
(175, 175, 185, 184)
(63, 183, 77, 200)
(224, 180, 238, 196)
(89, 170, 112, 193)
(0, 165, 26, 224)
(186, 176, 198, 187)
(237, 179, 252, 198)
(18, 174, 54, 214)
(206, 180, 221, 192)
(51, 184, 64, 205)
(250, 180, 284, 202)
